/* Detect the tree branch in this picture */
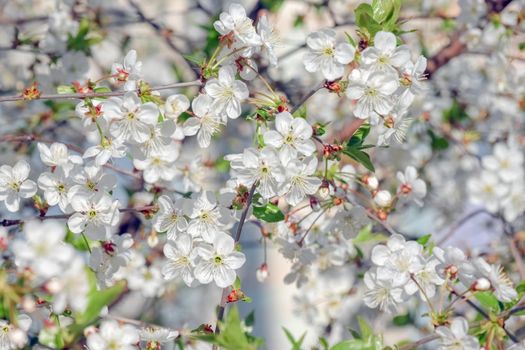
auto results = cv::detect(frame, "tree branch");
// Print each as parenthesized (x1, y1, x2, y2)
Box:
(0, 80, 202, 103)
(0, 205, 157, 227)
(213, 183, 257, 346)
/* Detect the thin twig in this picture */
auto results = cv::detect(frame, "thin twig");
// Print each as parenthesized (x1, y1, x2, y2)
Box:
(213, 183, 257, 346)
(0, 205, 157, 227)
(437, 209, 488, 245)
(398, 334, 439, 350)
(290, 82, 325, 114)
(0, 80, 202, 103)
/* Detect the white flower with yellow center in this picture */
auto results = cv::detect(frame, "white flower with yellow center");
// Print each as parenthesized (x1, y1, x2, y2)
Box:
(303, 28, 355, 81)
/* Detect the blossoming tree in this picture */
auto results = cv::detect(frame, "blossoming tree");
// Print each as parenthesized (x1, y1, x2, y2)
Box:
(0, 0, 524, 349)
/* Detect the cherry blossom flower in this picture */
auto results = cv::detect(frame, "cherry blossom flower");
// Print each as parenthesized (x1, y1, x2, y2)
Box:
(303, 28, 355, 81)
(213, 3, 262, 47)
(471, 257, 517, 302)
(104, 92, 159, 143)
(111, 49, 142, 91)
(257, 15, 279, 67)
(280, 157, 321, 206)
(12, 220, 74, 279)
(183, 94, 223, 148)
(83, 137, 127, 167)
(397, 166, 427, 205)
(187, 192, 232, 242)
(436, 317, 480, 350)
(263, 111, 316, 164)
(363, 269, 404, 313)
(361, 31, 410, 73)
(0, 315, 32, 350)
(164, 94, 190, 120)
(204, 66, 249, 120)
(346, 69, 399, 119)
(162, 234, 196, 287)
(38, 167, 72, 212)
(153, 196, 189, 240)
(37, 142, 82, 175)
(194, 232, 246, 288)
(481, 143, 523, 183)
(133, 148, 179, 184)
(0, 160, 37, 212)
(86, 319, 139, 350)
(227, 147, 286, 199)
(467, 170, 508, 213)
(67, 193, 120, 240)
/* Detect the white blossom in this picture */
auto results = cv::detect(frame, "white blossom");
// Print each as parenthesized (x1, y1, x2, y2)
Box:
(303, 28, 355, 80)
(194, 232, 246, 288)
(0, 160, 37, 212)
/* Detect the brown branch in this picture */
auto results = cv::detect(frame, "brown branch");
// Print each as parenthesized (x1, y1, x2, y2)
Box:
(398, 334, 439, 350)
(0, 205, 157, 227)
(426, 0, 515, 77)
(290, 82, 325, 114)
(329, 118, 365, 143)
(0, 80, 202, 103)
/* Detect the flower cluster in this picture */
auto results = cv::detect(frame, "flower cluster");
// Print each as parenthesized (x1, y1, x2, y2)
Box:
(468, 141, 525, 221)
(364, 234, 517, 314)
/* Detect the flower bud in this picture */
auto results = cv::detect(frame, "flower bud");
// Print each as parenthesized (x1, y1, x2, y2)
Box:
(256, 263, 269, 282)
(147, 231, 159, 248)
(374, 190, 392, 207)
(309, 196, 321, 211)
(363, 175, 378, 190)
(472, 277, 491, 291)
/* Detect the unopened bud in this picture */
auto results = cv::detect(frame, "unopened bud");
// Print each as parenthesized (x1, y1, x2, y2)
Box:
(374, 190, 392, 207)
(363, 175, 378, 190)
(444, 265, 459, 280)
(472, 277, 491, 291)
(309, 196, 321, 211)
(318, 181, 330, 200)
(147, 231, 159, 248)
(256, 263, 269, 283)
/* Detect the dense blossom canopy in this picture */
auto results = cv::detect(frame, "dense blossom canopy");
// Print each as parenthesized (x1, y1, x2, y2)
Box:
(0, 0, 524, 349)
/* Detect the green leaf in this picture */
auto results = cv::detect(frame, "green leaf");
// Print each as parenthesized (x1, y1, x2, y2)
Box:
(245, 310, 255, 327)
(519, 42, 525, 51)
(319, 337, 330, 350)
(283, 327, 307, 350)
(355, 4, 383, 36)
(416, 234, 432, 246)
(184, 53, 206, 67)
(64, 230, 92, 251)
(345, 32, 357, 48)
(392, 313, 412, 326)
(371, 0, 401, 24)
(353, 225, 386, 244)
(253, 203, 285, 223)
(347, 124, 371, 148)
(233, 276, 241, 290)
(428, 130, 449, 151)
(93, 86, 111, 93)
(357, 316, 372, 339)
(57, 85, 75, 94)
(516, 280, 525, 294)
(475, 291, 501, 312)
(195, 306, 263, 350)
(343, 148, 375, 172)
(261, 0, 285, 11)
(72, 274, 125, 329)
(442, 100, 470, 124)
